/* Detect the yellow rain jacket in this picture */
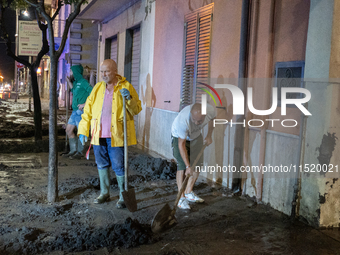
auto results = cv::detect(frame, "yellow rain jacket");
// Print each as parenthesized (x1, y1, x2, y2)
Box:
(77, 75, 142, 147)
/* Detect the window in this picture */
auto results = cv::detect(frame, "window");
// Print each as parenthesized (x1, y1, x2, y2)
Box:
(105, 35, 118, 63)
(275, 61, 305, 106)
(124, 25, 141, 95)
(124, 25, 141, 132)
(180, 3, 213, 109)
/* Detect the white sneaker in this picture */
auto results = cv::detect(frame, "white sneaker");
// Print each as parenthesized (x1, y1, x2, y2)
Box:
(185, 192, 204, 203)
(178, 197, 191, 209)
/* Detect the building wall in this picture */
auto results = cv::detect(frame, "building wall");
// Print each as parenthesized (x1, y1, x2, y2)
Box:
(82, 0, 340, 228)
(98, 0, 157, 147)
(301, 0, 340, 227)
(242, 0, 310, 214)
(100, 1, 145, 77)
(54, 5, 98, 108)
(109, 0, 334, 227)
(69, 19, 98, 70)
(152, 0, 241, 112)
(148, 0, 312, 222)
(145, 0, 242, 157)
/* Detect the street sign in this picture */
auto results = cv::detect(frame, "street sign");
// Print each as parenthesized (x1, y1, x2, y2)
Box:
(16, 62, 24, 69)
(18, 21, 42, 56)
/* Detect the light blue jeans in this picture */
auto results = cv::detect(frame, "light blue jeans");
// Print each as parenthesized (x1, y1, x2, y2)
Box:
(93, 138, 124, 176)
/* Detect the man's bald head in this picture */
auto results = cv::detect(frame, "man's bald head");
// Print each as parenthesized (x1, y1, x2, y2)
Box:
(100, 59, 118, 85)
(190, 103, 205, 125)
(101, 59, 117, 71)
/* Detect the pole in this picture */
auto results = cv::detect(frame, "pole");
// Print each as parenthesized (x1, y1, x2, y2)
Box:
(14, 9, 19, 102)
(65, 78, 69, 152)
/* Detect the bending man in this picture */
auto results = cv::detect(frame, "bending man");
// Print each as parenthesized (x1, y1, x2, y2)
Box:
(78, 59, 142, 208)
(171, 103, 215, 209)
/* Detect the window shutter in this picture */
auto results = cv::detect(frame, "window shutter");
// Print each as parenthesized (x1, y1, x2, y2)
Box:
(110, 37, 118, 63)
(181, 14, 198, 109)
(180, 3, 213, 110)
(131, 27, 141, 95)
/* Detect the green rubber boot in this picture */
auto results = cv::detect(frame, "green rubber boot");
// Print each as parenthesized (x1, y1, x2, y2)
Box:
(94, 168, 110, 204)
(69, 139, 84, 159)
(116, 175, 126, 209)
(63, 137, 77, 157)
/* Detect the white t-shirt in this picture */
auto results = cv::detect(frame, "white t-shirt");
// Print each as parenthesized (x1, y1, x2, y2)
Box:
(171, 104, 216, 141)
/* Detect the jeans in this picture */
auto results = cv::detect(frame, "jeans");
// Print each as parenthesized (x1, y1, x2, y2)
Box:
(93, 138, 124, 176)
(67, 110, 83, 128)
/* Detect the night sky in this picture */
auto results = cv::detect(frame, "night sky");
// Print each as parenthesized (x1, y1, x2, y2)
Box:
(0, 8, 16, 83)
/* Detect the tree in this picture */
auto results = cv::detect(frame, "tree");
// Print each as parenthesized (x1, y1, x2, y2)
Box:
(1, 0, 87, 203)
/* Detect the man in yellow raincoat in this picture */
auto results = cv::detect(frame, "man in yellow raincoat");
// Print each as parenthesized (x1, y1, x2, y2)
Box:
(77, 59, 142, 208)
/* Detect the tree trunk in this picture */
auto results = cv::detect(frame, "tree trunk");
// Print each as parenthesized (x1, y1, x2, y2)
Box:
(30, 67, 43, 141)
(47, 57, 58, 203)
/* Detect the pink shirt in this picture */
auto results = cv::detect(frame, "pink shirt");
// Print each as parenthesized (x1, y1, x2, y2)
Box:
(100, 88, 114, 138)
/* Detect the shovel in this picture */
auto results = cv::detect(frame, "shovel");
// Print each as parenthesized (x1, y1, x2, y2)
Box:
(151, 144, 207, 233)
(121, 95, 137, 212)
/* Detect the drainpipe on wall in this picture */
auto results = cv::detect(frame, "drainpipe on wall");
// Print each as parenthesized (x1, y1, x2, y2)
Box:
(256, 0, 276, 201)
(291, 109, 307, 218)
(242, 0, 259, 196)
(97, 23, 102, 83)
(232, 0, 251, 193)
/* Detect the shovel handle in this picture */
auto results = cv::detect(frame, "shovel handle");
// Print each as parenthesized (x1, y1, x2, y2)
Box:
(123, 96, 128, 191)
(174, 175, 190, 209)
(192, 144, 207, 168)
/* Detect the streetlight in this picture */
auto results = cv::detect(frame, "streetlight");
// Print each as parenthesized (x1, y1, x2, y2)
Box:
(22, 9, 29, 16)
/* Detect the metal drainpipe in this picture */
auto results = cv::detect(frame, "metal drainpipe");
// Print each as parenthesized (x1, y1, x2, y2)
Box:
(97, 23, 102, 83)
(291, 106, 307, 218)
(232, 0, 251, 193)
(257, 0, 276, 201)
(242, 0, 259, 196)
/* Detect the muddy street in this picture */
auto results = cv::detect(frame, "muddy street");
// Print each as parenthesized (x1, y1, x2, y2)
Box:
(0, 99, 340, 254)
(0, 150, 340, 255)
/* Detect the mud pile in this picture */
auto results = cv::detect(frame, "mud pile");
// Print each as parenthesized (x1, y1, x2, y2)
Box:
(1, 218, 154, 254)
(86, 153, 177, 188)
(128, 153, 177, 180)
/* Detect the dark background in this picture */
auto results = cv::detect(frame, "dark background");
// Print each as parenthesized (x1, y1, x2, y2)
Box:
(0, 8, 16, 83)
(0, 7, 35, 83)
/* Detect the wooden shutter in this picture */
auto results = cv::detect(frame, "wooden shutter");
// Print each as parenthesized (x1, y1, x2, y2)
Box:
(180, 3, 213, 109)
(181, 14, 198, 109)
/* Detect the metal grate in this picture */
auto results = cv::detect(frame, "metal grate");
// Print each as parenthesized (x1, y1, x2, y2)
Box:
(275, 61, 305, 105)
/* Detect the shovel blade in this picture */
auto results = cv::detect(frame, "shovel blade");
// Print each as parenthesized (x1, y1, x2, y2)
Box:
(151, 203, 177, 233)
(122, 188, 137, 212)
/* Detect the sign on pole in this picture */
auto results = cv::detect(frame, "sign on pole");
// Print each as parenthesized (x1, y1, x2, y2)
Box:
(18, 21, 42, 56)
(16, 61, 24, 69)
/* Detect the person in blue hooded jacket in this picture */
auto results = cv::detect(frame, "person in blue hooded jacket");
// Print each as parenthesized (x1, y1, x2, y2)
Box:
(63, 65, 93, 159)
